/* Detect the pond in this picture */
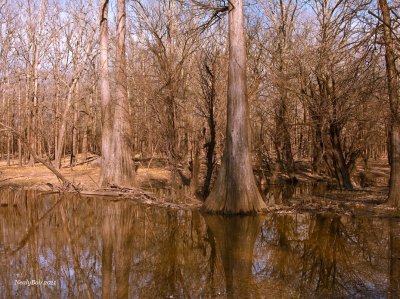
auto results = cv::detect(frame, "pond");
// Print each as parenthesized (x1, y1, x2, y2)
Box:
(0, 188, 399, 298)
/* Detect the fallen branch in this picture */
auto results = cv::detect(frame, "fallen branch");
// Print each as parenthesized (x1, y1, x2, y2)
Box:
(0, 176, 26, 183)
(0, 122, 80, 192)
(63, 156, 99, 168)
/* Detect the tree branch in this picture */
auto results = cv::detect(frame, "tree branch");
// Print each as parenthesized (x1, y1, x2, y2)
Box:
(0, 122, 80, 191)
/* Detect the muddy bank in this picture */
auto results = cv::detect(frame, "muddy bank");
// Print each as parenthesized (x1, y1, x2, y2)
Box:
(0, 156, 398, 217)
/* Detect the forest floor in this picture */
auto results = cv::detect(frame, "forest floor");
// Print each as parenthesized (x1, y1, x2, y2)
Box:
(0, 154, 169, 191)
(0, 154, 398, 216)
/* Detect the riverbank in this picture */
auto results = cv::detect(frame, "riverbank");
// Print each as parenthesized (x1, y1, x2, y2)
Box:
(0, 155, 398, 217)
(0, 155, 170, 191)
(0, 154, 204, 210)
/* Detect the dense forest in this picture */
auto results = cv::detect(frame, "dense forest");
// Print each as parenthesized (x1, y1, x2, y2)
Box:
(0, 0, 400, 213)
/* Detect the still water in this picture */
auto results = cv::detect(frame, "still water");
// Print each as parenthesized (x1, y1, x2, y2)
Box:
(0, 188, 399, 298)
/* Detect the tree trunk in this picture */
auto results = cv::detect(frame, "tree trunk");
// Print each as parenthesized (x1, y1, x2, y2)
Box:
(71, 86, 79, 167)
(204, 118, 216, 198)
(54, 68, 60, 162)
(204, 0, 266, 213)
(25, 63, 31, 165)
(54, 78, 78, 169)
(379, 0, 400, 208)
(100, 0, 135, 187)
(5, 77, 11, 166)
(18, 71, 22, 166)
(200, 51, 218, 198)
(275, 98, 294, 173)
(99, 0, 113, 185)
(191, 139, 200, 194)
(28, 0, 47, 166)
(82, 114, 89, 162)
(329, 123, 353, 190)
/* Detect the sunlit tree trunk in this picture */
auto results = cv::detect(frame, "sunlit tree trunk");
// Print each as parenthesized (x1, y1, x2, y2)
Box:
(24, 61, 31, 165)
(5, 75, 11, 166)
(204, 0, 266, 213)
(18, 70, 23, 166)
(379, 0, 400, 208)
(54, 78, 78, 169)
(100, 0, 135, 187)
(28, 0, 47, 166)
(99, 0, 113, 186)
(82, 114, 89, 162)
(71, 84, 79, 166)
(112, 0, 135, 185)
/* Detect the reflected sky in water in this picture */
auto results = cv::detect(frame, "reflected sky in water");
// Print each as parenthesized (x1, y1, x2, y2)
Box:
(0, 188, 399, 298)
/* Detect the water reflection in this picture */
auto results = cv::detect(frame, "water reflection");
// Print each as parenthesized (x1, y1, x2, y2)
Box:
(262, 182, 330, 205)
(0, 188, 398, 298)
(389, 221, 400, 298)
(204, 215, 264, 298)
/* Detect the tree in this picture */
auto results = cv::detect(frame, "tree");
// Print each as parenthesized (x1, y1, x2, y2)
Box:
(132, 0, 200, 187)
(100, 0, 135, 187)
(204, 0, 266, 214)
(379, 0, 400, 208)
(263, 0, 298, 174)
(53, 3, 96, 169)
(99, 0, 112, 185)
(197, 47, 221, 197)
(293, 0, 374, 190)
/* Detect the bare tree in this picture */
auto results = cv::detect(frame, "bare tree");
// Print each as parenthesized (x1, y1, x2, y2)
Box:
(53, 4, 96, 169)
(99, 0, 113, 185)
(379, 0, 400, 208)
(204, 0, 266, 213)
(100, 0, 135, 187)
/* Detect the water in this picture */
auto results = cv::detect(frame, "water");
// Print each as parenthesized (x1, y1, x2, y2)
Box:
(0, 188, 399, 298)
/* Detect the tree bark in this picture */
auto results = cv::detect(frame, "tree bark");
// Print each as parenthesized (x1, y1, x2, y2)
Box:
(54, 78, 79, 169)
(18, 70, 23, 166)
(71, 85, 79, 167)
(100, 0, 135, 187)
(329, 123, 353, 190)
(204, 0, 266, 213)
(99, 0, 113, 185)
(29, 0, 47, 166)
(379, 0, 400, 208)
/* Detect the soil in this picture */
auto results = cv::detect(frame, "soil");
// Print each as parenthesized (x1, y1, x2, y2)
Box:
(0, 154, 170, 191)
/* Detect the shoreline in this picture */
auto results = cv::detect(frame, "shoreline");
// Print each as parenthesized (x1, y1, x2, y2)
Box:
(0, 157, 398, 218)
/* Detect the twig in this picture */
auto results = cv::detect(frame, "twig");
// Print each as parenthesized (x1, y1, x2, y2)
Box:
(87, 174, 100, 189)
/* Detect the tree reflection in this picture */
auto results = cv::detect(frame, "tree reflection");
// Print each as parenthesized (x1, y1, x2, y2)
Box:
(389, 220, 400, 298)
(101, 204, 112, 299)
(99, 201, 136, 299)
(0, 189, 396, 298)
(302, 215, 345, 296)
(204, 214, 264, 298)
